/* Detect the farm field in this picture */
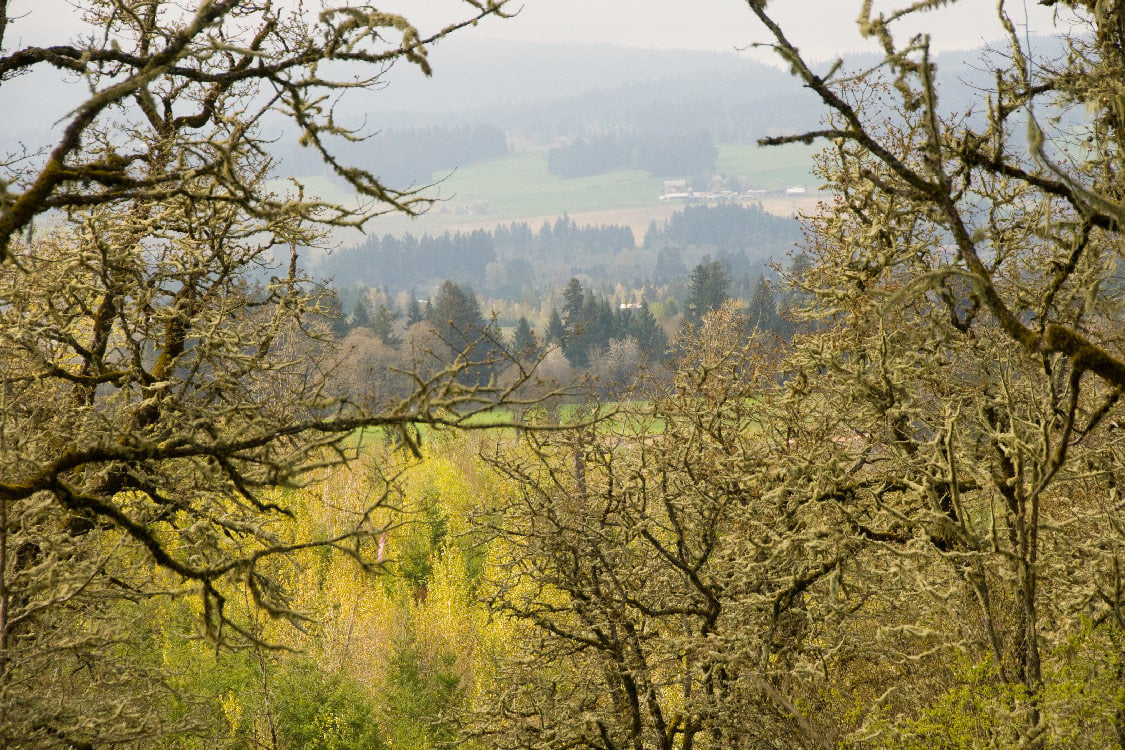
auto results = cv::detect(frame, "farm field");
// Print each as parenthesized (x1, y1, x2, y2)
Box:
(715, 141, 819, 188)
(283, 141, 823, 248)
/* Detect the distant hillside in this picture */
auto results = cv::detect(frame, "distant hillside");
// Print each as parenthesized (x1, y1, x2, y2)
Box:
(1, 35, 1066, 171)
(355, 39, 771, 118)
(334, 36, 1066, 141)
(356, 39, 824, 143)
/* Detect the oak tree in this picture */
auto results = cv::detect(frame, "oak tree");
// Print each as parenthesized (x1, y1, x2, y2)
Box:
(742, 0, 1125, 743)
(0, 1, 557, 746)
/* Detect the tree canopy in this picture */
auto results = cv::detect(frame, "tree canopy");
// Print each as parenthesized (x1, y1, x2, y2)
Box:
(465, 3, 1125, 747)
(0, 3, 561, 746)
(11, 1, 1125, 747)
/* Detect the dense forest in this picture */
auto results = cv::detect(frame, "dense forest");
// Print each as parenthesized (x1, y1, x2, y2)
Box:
(5, 2, 1125, 750)
(322, 248, 804, 409)
(279, 123, 510, 186)
(316, 202, 800, 299)
(546, 128, 718, 178)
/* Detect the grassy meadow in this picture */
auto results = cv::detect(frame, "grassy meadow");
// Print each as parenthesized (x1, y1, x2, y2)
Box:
(715, 141, 819, 188)
(279, 141, 820, 241)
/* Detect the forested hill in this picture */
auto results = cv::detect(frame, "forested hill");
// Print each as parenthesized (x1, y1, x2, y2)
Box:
(547, 129, 718, 178)
(278, 123, 509, 186)
(320, 37, 1062, 144)
(339, 39, 824, 144)
(314, 203, 800, 298)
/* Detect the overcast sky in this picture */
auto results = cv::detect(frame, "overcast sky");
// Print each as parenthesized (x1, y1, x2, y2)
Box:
(398, 0, 1072, 61)
(6, 1, 1075, 65)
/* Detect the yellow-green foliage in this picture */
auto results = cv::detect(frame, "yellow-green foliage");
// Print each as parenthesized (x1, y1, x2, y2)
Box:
(286, 434, 516, 747)
(856, 624, 1125, 749)
(131, 433, 517, 749)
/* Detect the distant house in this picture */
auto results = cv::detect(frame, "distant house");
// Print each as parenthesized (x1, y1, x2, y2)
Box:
(662, 179, 687, 195)
(785, 185, 807, 195)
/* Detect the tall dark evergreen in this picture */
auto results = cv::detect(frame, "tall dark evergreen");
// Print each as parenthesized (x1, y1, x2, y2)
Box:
(430, 281, 496, 386)
(372, 304, 401, 345)
(432, 282, 484, 339)
(582, 296, 615, 353)
(351, 299, 372, 330)
(319, 286, 350, 339)
(510, 316, 538, 358)
(561, 278, 586, 328)
(747, 275, 780, 334)
(629, 302, 668, 359)
(406, 296, 425, 326)
(545, 309, 566, 346)
(685, 257, 730, 324)
(777, 251, 813, 337)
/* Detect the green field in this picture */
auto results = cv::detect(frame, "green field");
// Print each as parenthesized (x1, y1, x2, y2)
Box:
(279, 143, 819, 239)
(423, 152, 665, 218)
(423, 142, 820, 216)
(715, 142, 819, 189)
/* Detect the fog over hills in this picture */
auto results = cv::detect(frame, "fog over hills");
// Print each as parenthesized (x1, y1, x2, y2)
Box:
(2, 34, 1065, 170)
(2, 32, 1070, 256)
(331, 37, 822, 140)
(338, 34, 1068, 133)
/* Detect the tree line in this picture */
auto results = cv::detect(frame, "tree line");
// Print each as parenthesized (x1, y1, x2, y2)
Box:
(644, 201, 801, 253)
(316, 203, 799, 300)
(546, 127, 718, 178)
(280, 123, 509, 185)
(326, 247, 807, 413)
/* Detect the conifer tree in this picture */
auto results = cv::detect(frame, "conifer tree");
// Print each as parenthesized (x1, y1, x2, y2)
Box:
(351, 299, 373, 330)
(510, 316, 538, 358)
(684, 257, 730, 324)
(545, 309, 566, 347)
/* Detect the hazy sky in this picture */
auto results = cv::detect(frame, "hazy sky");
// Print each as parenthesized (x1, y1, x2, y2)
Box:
(402, 0, 1070, 60)
(9, 1, 1073, 61)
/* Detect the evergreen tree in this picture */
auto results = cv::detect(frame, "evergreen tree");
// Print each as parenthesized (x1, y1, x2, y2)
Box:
(586, 297, 615, 352)
(653, 246, 686, 284)
(685, 257, 730, 324)
(629, 302, 668, 360)
(351, 298, 372, 330)
(319, 285, 350, 339)
(406, 295, 425, 326)
(510, 316, 538, 358)
(642, 219, 660, 250)
(431, 281, 485, 342)
(561, 277, 586, 328)
(430, 281, 496, 386)
(777, 252, 813, 338)
(562, 294, 599, 369)
(372, 304, 400, 345)
(747, 275, 780, 334)
(545, 309, 566, 346)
